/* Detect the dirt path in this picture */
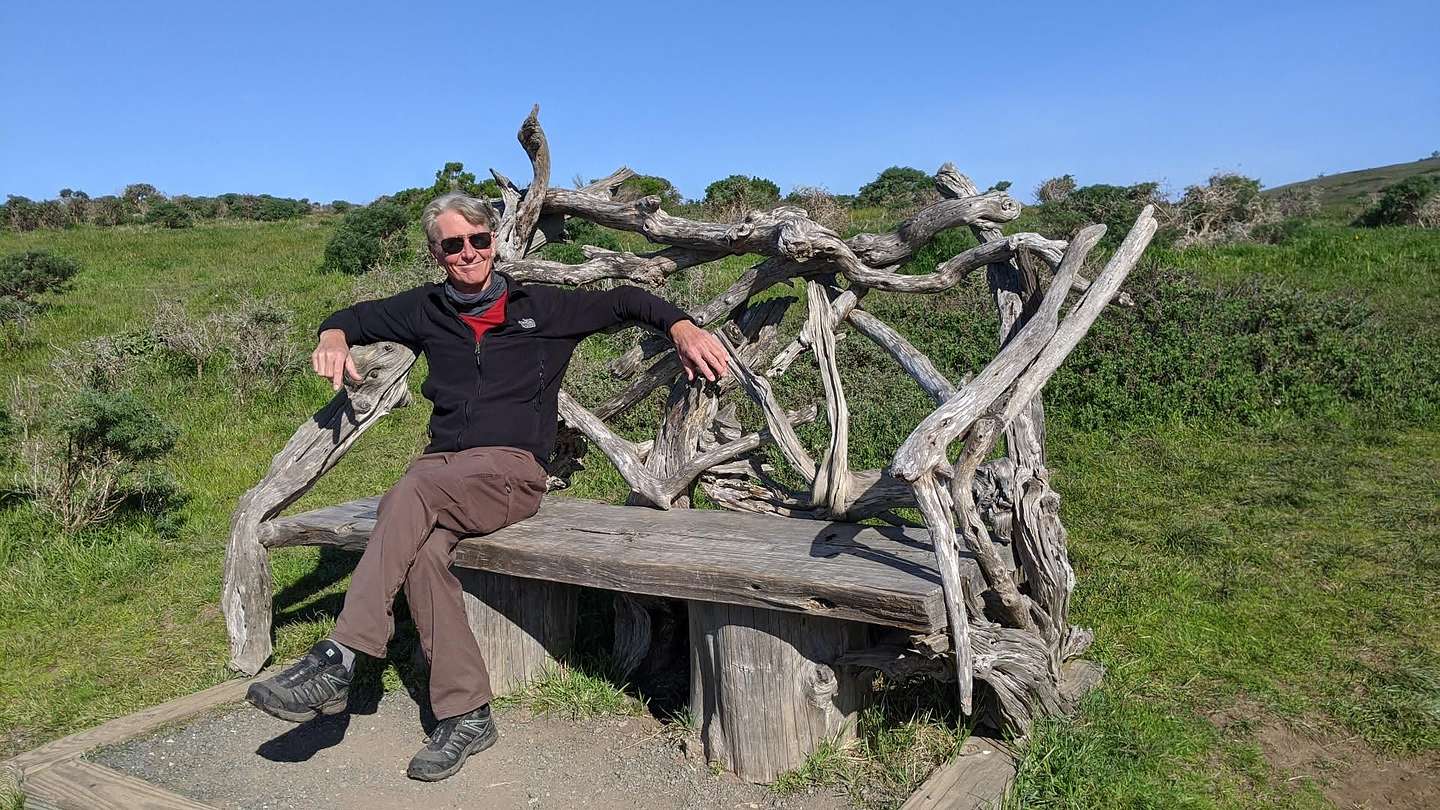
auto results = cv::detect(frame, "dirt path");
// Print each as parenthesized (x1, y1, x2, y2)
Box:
(1210, 702, 1440, 809)
(90, 690, 850, 810)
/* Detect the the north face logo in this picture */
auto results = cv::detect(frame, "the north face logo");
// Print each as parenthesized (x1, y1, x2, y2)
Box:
(518, 318, 537, 329)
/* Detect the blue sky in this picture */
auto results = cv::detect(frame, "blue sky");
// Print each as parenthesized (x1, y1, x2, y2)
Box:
(2, 1, 1436, 204)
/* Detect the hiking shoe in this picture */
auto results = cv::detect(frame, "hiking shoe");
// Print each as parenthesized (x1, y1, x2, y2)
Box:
(406, 704, 498, 782)
(245, 640, 353, 723)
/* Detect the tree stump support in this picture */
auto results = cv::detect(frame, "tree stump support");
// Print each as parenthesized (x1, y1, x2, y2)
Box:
(456, 570, 578, 696)
(688, 600, 872, 783)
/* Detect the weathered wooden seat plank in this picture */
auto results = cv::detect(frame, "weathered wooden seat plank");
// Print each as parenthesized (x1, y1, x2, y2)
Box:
(262, 495, 1003, 633)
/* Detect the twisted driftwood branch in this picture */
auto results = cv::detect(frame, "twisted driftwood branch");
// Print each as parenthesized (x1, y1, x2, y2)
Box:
(493, 105, 550, 262)
(913, 474, 974, 714)
(807, 281, 851, 517)
(223, 342, 418, 673)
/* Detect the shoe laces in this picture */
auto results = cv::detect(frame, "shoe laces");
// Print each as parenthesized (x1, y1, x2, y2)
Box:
(427, 710, 487, 752)
(275, 654, 324, 687)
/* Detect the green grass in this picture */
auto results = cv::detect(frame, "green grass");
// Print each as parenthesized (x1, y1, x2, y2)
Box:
(1151, 222, 1440, 325)
(0, 217, 1437, 810)
(495, 660, 648, 720)
(1004, 415, 1438, 808)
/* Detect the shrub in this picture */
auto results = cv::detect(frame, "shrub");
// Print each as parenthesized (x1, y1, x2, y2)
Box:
(122, 183, 164, 217)
(538, 217, 625, 265)
(58, 189, 90, 223)
(2, 196, 41, 231)
(211, 193, 310, 221)
(1, 250, 81, 347)
(857, 167, 937, 210)
(145, 200, 193, 229)
(173, 195, 221, 220)
(702, 175, 781, 220)
(252, 195, 310, 221)
(615, 175, 683, 208)
(1045, 265, 1439, 427)
(351, 243, 441, 303)
(322, 202, 410, 274)
(784, 186, 850, 232)
(1025, 181, 1175, 249)
(0, 250, 81, 305)
(1356, 175, 1440, 227)
(1171, 173, 1272, 247)
(51, 333, 158, 394)
(151, 300, 222, 378)
(1269, 185, 1321, 219)
(1035, 175, 1077, 203)
(14, 387, 179, 533)
(88, 195, 131, 226)
(219, 295, 303, 400)
(389, 163, 503, 220)
(884, 242, 1437, 429)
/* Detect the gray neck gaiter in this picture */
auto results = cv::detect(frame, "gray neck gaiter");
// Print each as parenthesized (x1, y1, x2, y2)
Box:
(445, 273, 507, 316)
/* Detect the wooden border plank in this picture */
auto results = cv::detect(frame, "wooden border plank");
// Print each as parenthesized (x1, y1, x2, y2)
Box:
(3, 665, 279, 778)
(900, 736, 1016, 810)
(23, 759, 215, 809)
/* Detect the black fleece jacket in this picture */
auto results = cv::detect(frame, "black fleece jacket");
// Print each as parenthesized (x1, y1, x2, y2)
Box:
(318, 272, 691, 464)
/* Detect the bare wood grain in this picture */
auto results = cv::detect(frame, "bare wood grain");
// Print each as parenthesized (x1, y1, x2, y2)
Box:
(23, 761, 214, 810)
(222, 341, 417, 674)
(260, 495, 995, 632)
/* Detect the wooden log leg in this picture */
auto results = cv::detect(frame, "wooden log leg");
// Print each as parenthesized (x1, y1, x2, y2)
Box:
(455, 570, 578, 697)
(688, 600, 872, 783)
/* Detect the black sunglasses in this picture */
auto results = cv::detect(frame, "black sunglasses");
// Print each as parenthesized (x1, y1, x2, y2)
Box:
(438, 232, 493, 255)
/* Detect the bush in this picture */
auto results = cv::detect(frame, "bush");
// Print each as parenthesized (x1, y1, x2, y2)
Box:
(51, 333, 158, 394)
(1045, 265, 1438, 427)
(1356, 175, 1440, 227)
(322, 202, 410, 274)
(173, 195, 221, 220)
(0, 250, 81, 305)
(122, 183, 164, 218)
(88, 195, 131, 226)
(1269, 185, 1321, 220)
(857, 167, 937, 210)
(1024, 181, 1175, 250)
(1035, 175, 1077, 203)
(389, 162, 503, 220)
(784, 186, 850, 232)
(145, 200, 193, 229)
(702, 175, 781, 219)
(219, 295, 303, 401)
(13, 387, 179, 533)
(1171, 173, 1273, 247)
(538, 217, 625, 265)
(151, 300, 222, 378)
(1, 250, 81, 347)
(2, 196, 40, 231)
(615, 175, 683, 208)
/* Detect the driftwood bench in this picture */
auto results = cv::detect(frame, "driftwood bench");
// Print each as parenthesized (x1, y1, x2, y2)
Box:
(262, 495, 1006, 781)
(221, 110, 1156, 786)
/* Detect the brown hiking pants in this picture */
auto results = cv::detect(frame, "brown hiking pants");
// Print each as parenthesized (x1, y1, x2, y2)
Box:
(331, 445, 548, 720)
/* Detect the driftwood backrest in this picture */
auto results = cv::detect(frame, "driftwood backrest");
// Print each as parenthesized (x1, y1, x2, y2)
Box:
(221, 107, 1158, 733)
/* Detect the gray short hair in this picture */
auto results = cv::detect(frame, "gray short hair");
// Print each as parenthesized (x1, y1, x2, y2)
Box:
(421, 192, 499, 242)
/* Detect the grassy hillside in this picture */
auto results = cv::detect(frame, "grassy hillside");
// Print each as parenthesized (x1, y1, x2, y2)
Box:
(1263, 156, 1440, 218)
(1, 216, 1437, 808)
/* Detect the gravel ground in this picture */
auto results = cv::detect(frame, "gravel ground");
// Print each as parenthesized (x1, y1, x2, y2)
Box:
(90, 689, 853, 810)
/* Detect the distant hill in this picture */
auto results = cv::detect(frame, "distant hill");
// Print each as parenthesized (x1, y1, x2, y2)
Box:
(1264, 156, 1440, 218)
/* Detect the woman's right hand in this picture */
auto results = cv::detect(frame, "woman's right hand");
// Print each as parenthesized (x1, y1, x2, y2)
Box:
(312, 329, 361, 391)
